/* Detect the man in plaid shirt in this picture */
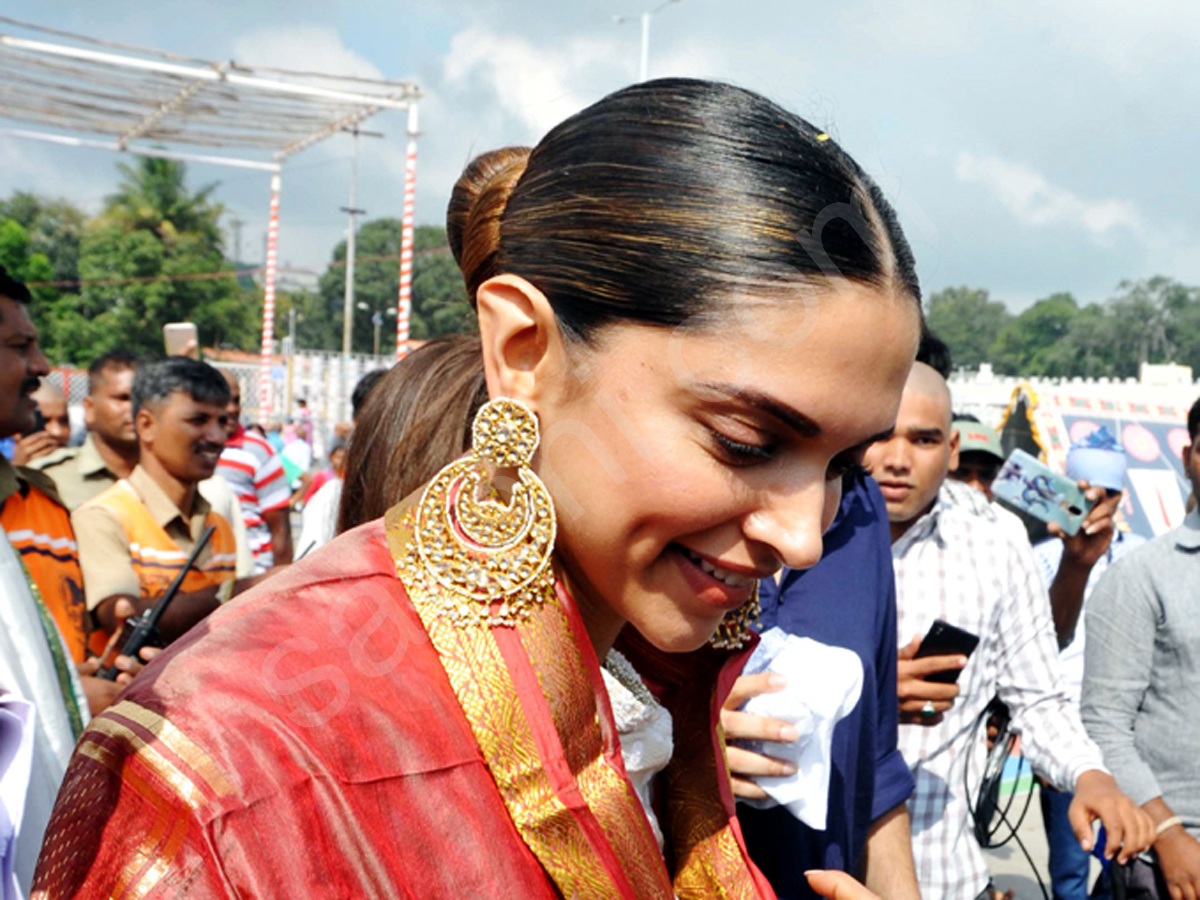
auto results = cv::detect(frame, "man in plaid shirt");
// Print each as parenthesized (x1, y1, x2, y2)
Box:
(862, 362, 1152, 900)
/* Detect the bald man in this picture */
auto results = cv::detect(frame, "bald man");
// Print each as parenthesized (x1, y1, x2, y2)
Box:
(862, 363, 1152, 900)
(11, 382, 70, 465)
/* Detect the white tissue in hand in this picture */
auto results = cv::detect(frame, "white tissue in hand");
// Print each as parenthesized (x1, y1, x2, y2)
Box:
(735, 627, 863, 830)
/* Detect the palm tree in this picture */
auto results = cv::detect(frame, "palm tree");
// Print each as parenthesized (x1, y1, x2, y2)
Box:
(105, 157, 223, 244)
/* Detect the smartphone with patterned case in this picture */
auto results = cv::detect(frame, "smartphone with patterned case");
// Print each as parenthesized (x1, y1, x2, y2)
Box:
(992, 448, 1094, 536)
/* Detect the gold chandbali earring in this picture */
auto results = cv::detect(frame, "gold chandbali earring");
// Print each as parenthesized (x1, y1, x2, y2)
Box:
(405, 397, 558, 628)
(708, 583, 761, 650)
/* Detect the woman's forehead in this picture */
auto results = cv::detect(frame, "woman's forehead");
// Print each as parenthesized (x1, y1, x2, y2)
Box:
(590, 291, 917, 433)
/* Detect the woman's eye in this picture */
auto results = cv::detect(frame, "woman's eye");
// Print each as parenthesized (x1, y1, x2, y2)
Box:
(710, 430, 775, 465)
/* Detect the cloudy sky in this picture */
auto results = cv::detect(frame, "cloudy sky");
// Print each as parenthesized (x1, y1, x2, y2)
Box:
(2, 0, 1197, 309)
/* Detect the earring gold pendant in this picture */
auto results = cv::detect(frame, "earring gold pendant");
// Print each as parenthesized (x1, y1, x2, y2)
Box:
(405, 397, 557, 628)
(708, 583, 761, 650)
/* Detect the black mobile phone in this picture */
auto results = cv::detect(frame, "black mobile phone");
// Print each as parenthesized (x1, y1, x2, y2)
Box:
(914, 619, 980, 684)
(22, 407, 47, 437)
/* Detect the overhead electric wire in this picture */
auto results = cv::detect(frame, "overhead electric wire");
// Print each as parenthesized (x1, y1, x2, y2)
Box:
(24, 247, 451, 290)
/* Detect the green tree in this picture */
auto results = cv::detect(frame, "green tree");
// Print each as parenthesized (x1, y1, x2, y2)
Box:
(989, 292, 1080, 376)
(315, 221, 472, 355)
(1051, 303, 1122, 378)
(924, 286, 1012, 370)
(1107, 277, 1197, 375)
(0, 192, 86, 285)
(46, 157, 258, 365)
(0, 216, 59, 352)
(274, 288, 337, 354)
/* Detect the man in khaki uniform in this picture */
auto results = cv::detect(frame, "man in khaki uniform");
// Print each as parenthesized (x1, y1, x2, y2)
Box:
(37, 350, 253, 577)
(73, 359, 257, 647)
(32, 350, 139, 510)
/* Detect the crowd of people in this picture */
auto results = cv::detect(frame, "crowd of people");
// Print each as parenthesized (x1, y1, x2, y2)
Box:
(2, 77, 1198, 900)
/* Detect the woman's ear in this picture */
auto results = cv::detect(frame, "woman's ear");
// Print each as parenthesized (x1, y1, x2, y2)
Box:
(475, 274, 565, 408)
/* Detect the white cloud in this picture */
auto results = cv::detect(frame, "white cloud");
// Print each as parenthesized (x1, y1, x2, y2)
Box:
(441, 25, 627, 138)
(954, 152, 1144, 239)
(0, 137, 109, 214)
(1048, 0, 1200, 76)
(230, 24, 384, 80)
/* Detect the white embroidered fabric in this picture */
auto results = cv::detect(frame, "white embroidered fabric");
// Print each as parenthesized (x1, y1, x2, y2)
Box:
(601, 650, 674, 851)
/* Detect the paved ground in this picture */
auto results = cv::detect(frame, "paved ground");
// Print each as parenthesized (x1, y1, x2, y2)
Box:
(983, 784, 1052, 898)
(983, 784, 1104, 899)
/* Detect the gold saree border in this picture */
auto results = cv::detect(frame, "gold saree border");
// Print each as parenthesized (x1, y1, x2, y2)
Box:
(388, 503, 658, 900)
(619, 635, 769, 900)
(515, 583, 672, 897)
(35, 700, 233, 900)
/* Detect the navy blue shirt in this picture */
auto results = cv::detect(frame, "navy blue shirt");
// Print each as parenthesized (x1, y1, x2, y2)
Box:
(739, 472, 913, 898)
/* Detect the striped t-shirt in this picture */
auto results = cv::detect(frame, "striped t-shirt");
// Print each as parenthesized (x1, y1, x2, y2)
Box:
(216, 427, 290, 574)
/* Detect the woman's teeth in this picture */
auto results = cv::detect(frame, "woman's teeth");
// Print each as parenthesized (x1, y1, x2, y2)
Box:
(683, 547, 755, 588)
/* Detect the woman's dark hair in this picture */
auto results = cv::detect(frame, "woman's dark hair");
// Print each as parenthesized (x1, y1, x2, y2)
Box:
(447, 78, 920, 344)
(917, 329, 953, 379)
(351, 368, 388, 420)
(337, 335, 488, 532)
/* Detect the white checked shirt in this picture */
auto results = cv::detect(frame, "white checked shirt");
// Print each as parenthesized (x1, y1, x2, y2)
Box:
(893, 480, 1107, 900)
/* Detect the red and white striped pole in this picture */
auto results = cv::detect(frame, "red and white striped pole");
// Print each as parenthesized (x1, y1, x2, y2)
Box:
(395, 103, 418, 360)
(258, 171, 282, 417)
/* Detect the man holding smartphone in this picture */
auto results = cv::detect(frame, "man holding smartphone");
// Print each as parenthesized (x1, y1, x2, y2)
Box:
(1082, 398, 1200, 900)
(1032, 428, 1142, 900)
(862, 362, 1153, 900)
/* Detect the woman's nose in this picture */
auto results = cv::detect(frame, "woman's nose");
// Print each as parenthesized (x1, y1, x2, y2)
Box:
(743, 483, 830, 572)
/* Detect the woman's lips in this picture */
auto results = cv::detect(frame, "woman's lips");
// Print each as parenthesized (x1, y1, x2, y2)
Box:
(670, 545, 757, 611)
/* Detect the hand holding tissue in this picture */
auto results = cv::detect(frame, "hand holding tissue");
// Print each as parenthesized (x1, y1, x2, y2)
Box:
(733, 627, 864, 830)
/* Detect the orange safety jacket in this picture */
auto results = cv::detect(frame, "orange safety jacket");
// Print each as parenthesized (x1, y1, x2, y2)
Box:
(1, 478, 89, 663)
(84, 480, 237, 654)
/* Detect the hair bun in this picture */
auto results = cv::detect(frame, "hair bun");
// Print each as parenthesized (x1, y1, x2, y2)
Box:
(447, 147, 532, 301)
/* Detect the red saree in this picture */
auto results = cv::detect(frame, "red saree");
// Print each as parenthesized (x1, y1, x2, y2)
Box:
(33, 507, 774, 899)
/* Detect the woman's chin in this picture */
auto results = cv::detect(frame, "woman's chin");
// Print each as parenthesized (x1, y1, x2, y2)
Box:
(627, 615, 723, 654)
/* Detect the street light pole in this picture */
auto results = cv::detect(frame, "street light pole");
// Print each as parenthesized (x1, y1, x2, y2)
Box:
(616, 0, 681, 82)
(341, 128, 363, 359)
(338, 126, 382, 421)
(639, 12, 651, 83)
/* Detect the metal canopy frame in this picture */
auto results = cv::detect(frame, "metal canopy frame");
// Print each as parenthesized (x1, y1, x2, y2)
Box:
(0, 16, 423, 415)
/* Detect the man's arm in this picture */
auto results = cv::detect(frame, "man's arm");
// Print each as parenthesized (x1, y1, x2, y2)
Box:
(72, 504, 140, 621)
(74, 505, 223, 645)
(254, 450, 294, 566)
(93, 588, 220, 646)
(863, 566, 920, 900)
(994, 540, 1153, 861)
(860, 804, 920, 900)
(263, 506, 293, 566)
(1046, 487, 1117, 648)
(1079, 558, 1162, 806)
(1141, 796, 1200, 899)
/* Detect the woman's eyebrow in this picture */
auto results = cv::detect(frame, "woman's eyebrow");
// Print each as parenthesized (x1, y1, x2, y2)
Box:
(694, 381, 821, 437)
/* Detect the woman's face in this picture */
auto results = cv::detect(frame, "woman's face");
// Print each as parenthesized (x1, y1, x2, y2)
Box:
(531, 286, 919, 653)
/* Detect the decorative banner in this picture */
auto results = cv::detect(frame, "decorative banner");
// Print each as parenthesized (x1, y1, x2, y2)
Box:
(1032, 399, 1191, 537)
